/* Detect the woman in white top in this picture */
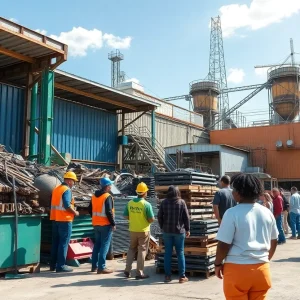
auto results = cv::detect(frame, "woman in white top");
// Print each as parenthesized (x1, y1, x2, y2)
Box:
(215, 173, 278, 300)
(259, 192, 274, 213)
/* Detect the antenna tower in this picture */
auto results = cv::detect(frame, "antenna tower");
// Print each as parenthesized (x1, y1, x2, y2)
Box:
(208, 16, 229, 128)
(108, 50, 124, 87)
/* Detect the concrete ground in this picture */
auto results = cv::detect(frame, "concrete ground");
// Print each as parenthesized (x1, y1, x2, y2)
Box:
(1, 239, 300, 300)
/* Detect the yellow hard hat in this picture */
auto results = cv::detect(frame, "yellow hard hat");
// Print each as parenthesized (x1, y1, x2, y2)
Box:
(136, 182, 149, 194)
(64, 171, 78, 182)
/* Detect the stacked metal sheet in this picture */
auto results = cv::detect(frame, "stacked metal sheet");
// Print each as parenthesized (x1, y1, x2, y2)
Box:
(154, 171, 218, 186)
(156, 219, 218, 278)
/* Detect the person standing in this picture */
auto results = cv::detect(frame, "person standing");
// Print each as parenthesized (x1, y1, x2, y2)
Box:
(50, 171, 79, 272)
(89, 178, 116, 274)
(213, 175, 236, 225)
(289, 187, 300, 240)
(280, 188, 290, 234)
(215, 174, 278, 300)
(272, 188, 286, 245)
(157, 186, 190, 284)
(258, 193, 274, 212)
(123, 182, 155, 279)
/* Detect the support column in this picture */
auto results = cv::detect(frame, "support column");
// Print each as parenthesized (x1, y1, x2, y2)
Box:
(23, 73, 33, 157)
(29, 83, 38, 160)
(121, 111, 125, 170)
(151, 110, 156, 174)
(39, 69, 54, 166)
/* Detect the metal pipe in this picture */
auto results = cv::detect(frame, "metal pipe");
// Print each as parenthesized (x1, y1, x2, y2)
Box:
(29, 83, 38, 160)
(12, 177, 18, 275)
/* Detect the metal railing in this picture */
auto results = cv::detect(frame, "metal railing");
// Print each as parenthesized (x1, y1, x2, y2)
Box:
(126, 123, 176, 172)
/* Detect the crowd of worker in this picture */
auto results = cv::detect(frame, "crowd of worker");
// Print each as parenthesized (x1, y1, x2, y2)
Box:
(49, 171, 300, 299)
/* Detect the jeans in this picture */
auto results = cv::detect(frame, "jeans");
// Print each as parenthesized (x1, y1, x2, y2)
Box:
(163, 233, 186, 278)
(50, 221, 72, 271)
(275, 215, 286, 243)
(289, 212, 300, 237)
(91, 225, 113, 271)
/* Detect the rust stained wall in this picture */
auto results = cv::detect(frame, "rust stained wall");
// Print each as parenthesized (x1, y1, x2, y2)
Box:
(210, 123, 300, 180)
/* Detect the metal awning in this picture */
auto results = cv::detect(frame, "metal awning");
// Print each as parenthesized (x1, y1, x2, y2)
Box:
(54, 70, 158, 112)
(0, 17, 67, 69)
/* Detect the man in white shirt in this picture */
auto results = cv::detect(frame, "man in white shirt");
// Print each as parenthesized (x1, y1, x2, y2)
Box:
(289, 186, 300, 239)
(214, 173, 278, 300)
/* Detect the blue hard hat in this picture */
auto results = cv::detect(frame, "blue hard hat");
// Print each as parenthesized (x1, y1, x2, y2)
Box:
(100, 177, 112, 187)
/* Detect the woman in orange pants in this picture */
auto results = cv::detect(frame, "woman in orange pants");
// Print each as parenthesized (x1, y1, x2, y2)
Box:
(214, 174, 279, 300)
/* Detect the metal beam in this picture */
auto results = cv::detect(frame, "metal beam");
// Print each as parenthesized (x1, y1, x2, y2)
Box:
(55, 82, 137, 111)
(209, 82, 269, 130)
(0, 45, 36, 64)
(118, 111, 147, 133)
(29, 83, 38, 160)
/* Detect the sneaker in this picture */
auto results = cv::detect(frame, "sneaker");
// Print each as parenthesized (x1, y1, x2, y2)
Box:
(124, 271, 131, 278)
(164, 276, 172, 283)
(179, 276, 189, 283)
(97, 268, 113, 274)
(56, 266, 73, 273)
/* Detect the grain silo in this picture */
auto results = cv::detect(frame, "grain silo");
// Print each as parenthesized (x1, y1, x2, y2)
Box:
(268, 66, 300, 122)
(190, 80, 220, 127)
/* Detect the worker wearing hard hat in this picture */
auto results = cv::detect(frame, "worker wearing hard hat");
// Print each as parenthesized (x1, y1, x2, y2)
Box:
(123, 182, 155, 279)
(49, 171, 79, 272)
(88, 177, 116, 274)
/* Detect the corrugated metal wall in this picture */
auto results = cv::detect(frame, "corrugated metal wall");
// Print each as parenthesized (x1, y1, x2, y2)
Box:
(211, 124, 300, 179)
(120, 112, 208, 147)
(0, 83, 25, 153)
(220, 146, 248, 175)
(53, 98, 117, 166)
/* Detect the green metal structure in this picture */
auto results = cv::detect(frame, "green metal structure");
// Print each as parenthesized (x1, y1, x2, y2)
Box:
(39, 70, 54, 165)
(0, 215, 43, 270)
(29, 83, 38, 160)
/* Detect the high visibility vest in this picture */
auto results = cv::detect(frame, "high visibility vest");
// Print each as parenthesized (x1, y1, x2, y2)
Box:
(127, 198, 150, 232)
(92, 193, 114, 226)
(50, 185, 75, 222)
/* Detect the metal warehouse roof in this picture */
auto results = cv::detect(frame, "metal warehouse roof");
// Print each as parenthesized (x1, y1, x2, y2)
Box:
(54, 70, 158, 112)
(165, 143, 249, 154)
(0, 17, 67, 68)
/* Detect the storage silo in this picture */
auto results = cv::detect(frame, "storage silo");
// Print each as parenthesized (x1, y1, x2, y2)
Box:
(269, 66, 300, 122)
(190, 80, 220, 127)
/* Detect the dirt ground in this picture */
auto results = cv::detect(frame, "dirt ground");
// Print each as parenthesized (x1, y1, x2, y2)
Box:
(1, 239, 300, 300)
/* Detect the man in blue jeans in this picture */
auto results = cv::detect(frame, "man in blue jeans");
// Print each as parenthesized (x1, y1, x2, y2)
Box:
(289, 187, 300, 239)
(50, 172, 79, 272)
(88, 178, 116, 274)
(272, 188, 286, 245)
(157, 186, 190, 283)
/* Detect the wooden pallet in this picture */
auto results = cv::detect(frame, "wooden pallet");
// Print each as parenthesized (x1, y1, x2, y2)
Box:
(0, 263, 40, 274)
(158, 245, 217, 255)
(185, 202, 213, 207)
(155, 185, 218, 193)
(156, 267, 215, 279)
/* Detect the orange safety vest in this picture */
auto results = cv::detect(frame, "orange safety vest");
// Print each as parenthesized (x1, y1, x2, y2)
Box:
(92, 192, 114, 226)
(50, 184, 75, 222)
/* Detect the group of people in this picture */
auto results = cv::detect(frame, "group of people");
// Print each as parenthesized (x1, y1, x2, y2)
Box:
(49, 170, 300, 298)
(213, 175, 300, 299)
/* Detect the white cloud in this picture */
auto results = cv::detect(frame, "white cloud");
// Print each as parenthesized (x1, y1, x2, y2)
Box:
(9, 18, 18, 23)
(103, 33, 132, 49)
(219, 0, 300, 37)
(227, 68, 245, 84)
(50, 27, 132, 57)
(35, 29, 47, 35)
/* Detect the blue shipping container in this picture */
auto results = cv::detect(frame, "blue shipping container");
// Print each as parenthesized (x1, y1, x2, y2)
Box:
(52, 98, 118, 166)
(0, 83, 25, 154)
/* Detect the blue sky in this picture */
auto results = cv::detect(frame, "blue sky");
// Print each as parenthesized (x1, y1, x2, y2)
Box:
(2, 0, 300, 124)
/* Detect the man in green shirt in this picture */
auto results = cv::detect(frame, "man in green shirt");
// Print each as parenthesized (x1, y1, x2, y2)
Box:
(123, 182, 154, 279)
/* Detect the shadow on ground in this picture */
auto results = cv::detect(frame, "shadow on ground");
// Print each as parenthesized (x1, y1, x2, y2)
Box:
(273, 257, 300, 263)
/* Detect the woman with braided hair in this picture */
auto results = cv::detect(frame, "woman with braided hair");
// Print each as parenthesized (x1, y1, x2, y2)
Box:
(215, 173, 278, 300)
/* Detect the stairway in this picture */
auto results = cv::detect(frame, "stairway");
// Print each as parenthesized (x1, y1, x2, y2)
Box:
(125, 123, 176, 173)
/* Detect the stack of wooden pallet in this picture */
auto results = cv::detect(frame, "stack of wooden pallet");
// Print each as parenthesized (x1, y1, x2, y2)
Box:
(156, 184, 217, 220)
(155, 184, 219, 278)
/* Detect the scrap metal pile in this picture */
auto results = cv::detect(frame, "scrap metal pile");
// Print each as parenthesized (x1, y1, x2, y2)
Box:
(0, 151, 45, 215)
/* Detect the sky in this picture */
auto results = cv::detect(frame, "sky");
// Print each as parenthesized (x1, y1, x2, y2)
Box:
(2, 0, 300, 125)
